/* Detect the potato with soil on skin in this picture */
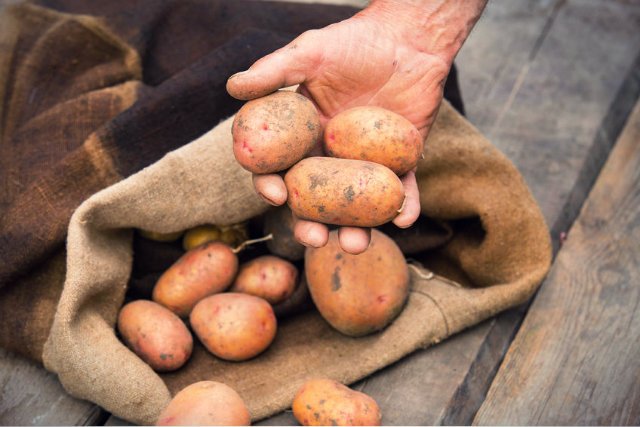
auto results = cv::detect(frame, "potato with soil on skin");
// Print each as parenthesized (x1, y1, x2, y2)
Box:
(305, 229, 409, 337)
(292, 378, 381, 426)
(272, 273, 313, 319)
(263, 205, 305, 261)
(117, 300, 193, 372)
(138, 229, 183, 242)
(324, 106, 423, 176)
(152, 242, 238, 317)
(190, 292, 277, 361)
(157, 381, 250, 426)
(230, 255, 298, 305)
(232, 90, 321, 174)
(285, 157, 405, 227)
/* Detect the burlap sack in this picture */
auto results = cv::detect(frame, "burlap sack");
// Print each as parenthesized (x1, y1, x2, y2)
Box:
(42, 100, 551, 425)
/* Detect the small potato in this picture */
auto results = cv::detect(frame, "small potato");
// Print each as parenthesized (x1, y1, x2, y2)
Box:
(324, 106, 423, 176)
(153, 242, 238, 317)
(292, 378, 381, 426)
(138, 229, 183, 242)
(263, 206, 305, 261)
(232, 91, 321, 174)
(230, 255, 298, 304)
(306, 230, 409, 336)
(157, 381, 250, 426)
(190, 293, 277, 361)
(117, 300, 192, 372)
(182, 225, 222, 250)
(272, 273, 313, 319)
(285, 157, 405, 227)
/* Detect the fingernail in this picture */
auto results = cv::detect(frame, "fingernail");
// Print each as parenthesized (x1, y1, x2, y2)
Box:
(229, 70, 249, 80)
(257, 191, 279, 206)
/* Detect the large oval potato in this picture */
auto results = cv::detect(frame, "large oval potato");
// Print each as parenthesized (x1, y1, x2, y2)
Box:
(292, 378, 381, 426)
(117, 300, 193, 372)
(190, 293, 277, 361)
(232, 91, 321, 174)
(157, 381, 250, 426)
(324, 106, 423, 176)
(305, 229, 409, 336)
(230, 255, 298, 305)
(285, 157, 405, 227)
(152, 242, 238, 317)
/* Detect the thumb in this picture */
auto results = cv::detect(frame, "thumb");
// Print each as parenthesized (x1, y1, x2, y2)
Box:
(226, 31, 320, 100)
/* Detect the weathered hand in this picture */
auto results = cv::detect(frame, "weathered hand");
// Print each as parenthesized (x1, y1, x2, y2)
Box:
(227, 0, 485, 254)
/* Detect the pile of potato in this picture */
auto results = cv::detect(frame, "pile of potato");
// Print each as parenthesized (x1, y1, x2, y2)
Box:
(118, 90, 423, 425)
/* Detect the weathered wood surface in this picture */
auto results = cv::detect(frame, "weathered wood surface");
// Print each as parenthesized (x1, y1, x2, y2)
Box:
(474, 100, 640, 426)
(0, 348, 104, 425)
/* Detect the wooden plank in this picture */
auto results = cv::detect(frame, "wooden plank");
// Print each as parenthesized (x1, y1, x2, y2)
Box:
(474, 100, 640, 426)
(0, 348, 105, 426)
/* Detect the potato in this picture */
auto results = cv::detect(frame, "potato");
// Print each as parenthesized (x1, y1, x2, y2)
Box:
(263, 206, 305, 261)
(190, 293, 277, 361)
(285, 157, 405, 227)
(138, 229, 183, 242)
(324, 106, 423, 176)
(117, 300, 192, 372)
(232, 91, 321, 174)
(292, 378, 381, 426)
(157, 381, 250, 426)
(305, 229, 409, 336)
(182, 225, 222, 250)
(272, 273, 313, 319)
(153, 242, 238, 317)
(230, 255, 298, 304)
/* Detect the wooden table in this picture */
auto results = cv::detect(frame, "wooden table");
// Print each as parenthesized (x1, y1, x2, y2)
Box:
(2, 0, 639, 425)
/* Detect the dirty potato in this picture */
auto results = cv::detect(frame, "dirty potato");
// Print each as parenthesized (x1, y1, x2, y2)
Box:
(230, 255, 298, 305)
(232, 91, 321, 174)
(292, 378, 381, 426)
(117, 300, 193, 372)
(190, 293, 277, 361)
(157, 381, 250, 426)
(323, 106, 423, 176)
(152, 242, 238, 317)
(263, 205, 305, 261)
(284, 157, 405, 227)
(305, 229, 409, 336)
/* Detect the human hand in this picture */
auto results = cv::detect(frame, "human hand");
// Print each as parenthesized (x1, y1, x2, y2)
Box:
(227, 0, 486, 254)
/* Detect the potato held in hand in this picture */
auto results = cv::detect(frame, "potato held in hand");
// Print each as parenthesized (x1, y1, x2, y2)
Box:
(306, 229, 409, 336)
(324, 106, 423, 176)
(285, 157, 405, 227)
(153, 242, 238, 317)
(190, 293, 277, 361)
(293, 378, 381, 426)
(157, 381, 250, 426)
(232, 90, 321, 174)
(230, 255, 298, 305)
(117, 300, 192, 372)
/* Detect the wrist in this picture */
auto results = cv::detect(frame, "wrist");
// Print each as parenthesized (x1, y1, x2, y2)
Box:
(359, 0, 486, 64)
